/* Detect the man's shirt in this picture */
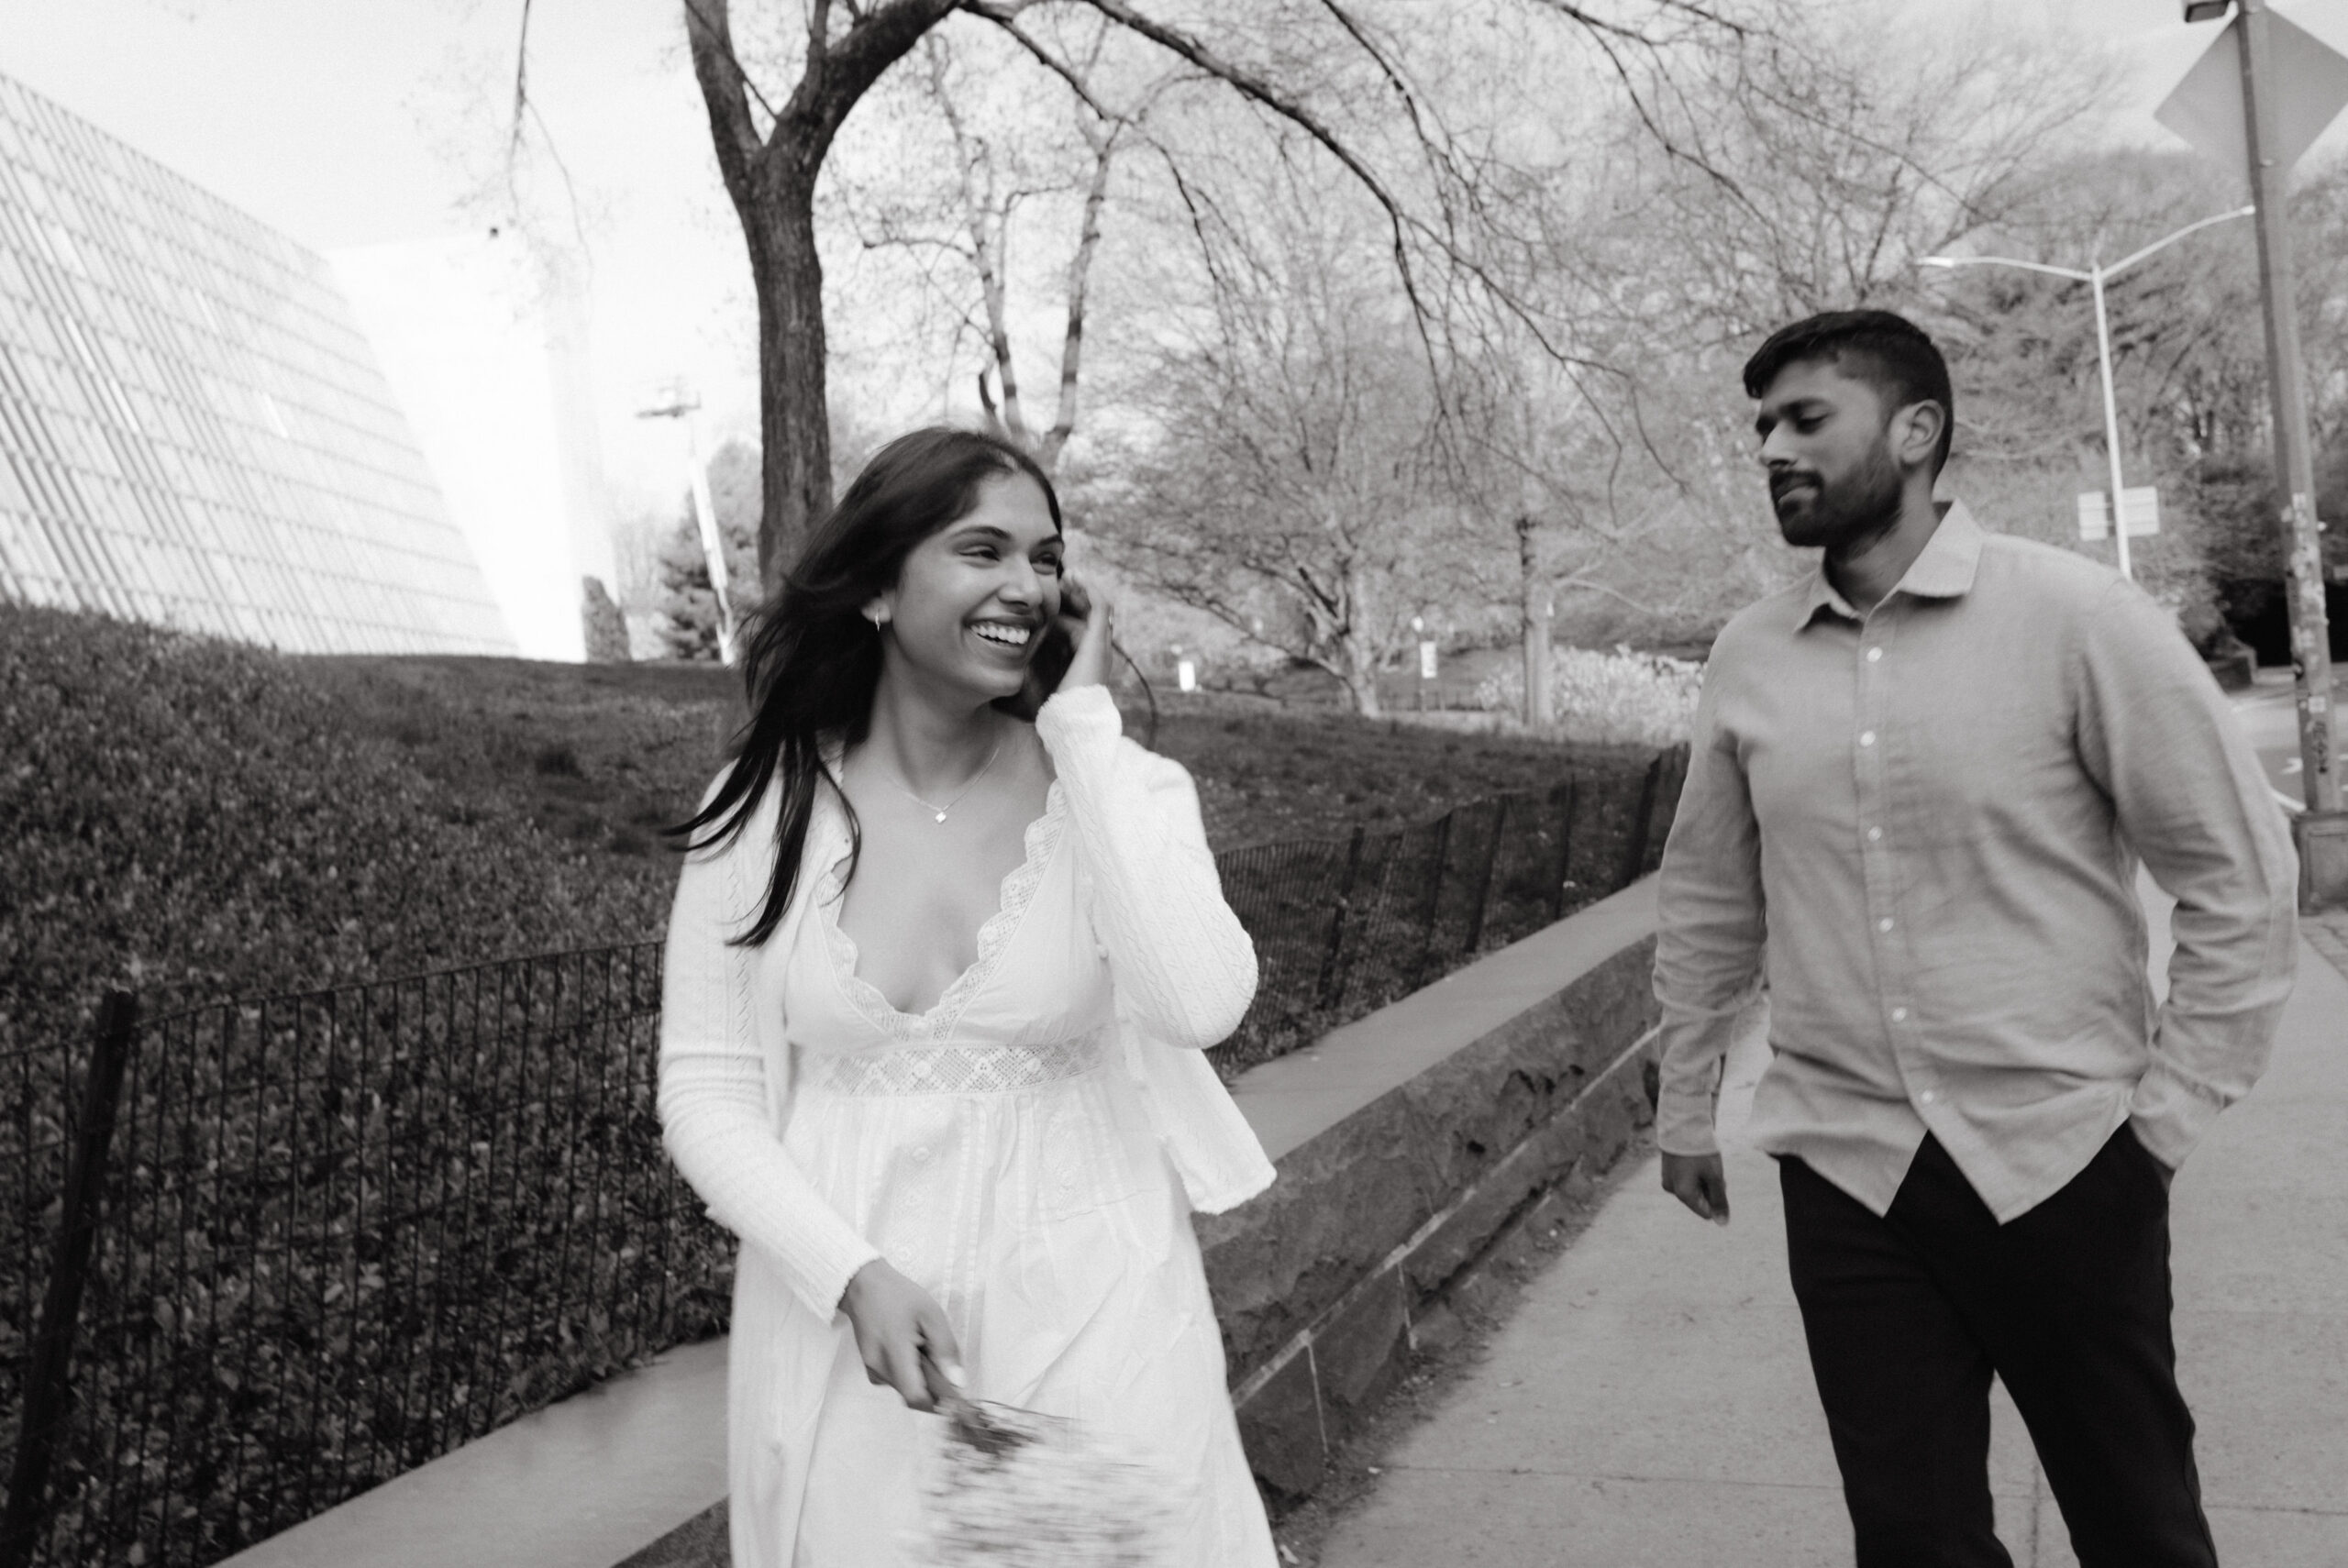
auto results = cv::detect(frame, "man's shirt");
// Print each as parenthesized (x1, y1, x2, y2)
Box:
(1652, 501, 2298, 1222)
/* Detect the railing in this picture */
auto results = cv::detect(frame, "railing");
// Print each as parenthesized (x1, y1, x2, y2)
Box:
(0, 945, 731, 1568)
(0, 744, 1687, 1568)
(1217, 745, 1686, 1076)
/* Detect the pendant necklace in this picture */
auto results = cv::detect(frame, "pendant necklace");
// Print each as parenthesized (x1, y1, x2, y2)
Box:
(890, 735, 1004, 824)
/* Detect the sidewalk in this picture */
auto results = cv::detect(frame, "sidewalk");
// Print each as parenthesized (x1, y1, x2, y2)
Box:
(1320, 886, 2348, 1567)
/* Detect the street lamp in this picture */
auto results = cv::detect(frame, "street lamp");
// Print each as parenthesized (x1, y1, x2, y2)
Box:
(635, 381, 737, 667)
(2181, 1, 2232, 21)
(1920, 204, 2254, 581)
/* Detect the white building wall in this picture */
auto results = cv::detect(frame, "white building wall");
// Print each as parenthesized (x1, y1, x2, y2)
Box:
(331, 234, 615, 662)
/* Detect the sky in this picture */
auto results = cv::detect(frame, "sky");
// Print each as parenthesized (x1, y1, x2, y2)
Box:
(3, 0, 2345, 525)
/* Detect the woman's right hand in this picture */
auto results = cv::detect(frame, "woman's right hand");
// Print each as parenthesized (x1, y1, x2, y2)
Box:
(839, 1257, 964, 1412)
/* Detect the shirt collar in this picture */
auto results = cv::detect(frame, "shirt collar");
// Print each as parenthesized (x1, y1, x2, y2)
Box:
(1797, 499, 1985, 629)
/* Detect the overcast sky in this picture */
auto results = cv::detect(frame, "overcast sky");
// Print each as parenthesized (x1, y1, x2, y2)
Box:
(3, 0, 2343, 515)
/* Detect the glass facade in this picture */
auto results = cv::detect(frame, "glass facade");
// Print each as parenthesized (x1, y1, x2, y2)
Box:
(0, 73, 514, 655)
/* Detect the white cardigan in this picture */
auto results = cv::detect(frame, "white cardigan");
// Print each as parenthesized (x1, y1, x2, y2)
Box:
(657, 684, 1277, 1320)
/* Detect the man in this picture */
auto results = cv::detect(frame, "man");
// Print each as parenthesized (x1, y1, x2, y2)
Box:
(1653, 309, 2298, 1568)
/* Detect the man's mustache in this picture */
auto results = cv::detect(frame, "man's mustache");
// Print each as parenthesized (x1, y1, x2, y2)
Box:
(1769, 470, 1822, 502)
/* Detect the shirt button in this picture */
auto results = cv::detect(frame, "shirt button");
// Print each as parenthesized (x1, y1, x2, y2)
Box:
(1859, 731, 1877, 747)
(912, 1148, 932, 1165)
(1878, 917, 1895, 933)
(1919, 1089, 1937, 1104)
(1891, 1007, 1909, 1022)
(1867, 826, 1883, 842)
(1866, 646, 1884, 662)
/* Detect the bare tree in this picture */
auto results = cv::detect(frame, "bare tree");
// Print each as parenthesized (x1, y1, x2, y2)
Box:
(830, 24, 1163, 476)
(677, 0, 1767, 592)
(1091, 155, 1505, 716)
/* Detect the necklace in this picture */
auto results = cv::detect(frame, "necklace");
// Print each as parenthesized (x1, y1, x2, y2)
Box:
(886, 735, 1004, 824)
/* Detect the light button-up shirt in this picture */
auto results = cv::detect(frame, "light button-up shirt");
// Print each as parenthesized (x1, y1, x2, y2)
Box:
(1652, 502, 2298, 1221)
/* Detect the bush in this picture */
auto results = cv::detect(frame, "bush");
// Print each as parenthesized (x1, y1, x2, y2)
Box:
(0, 605, 659, 1061)
(1, 607, 708, 1567)
(1474, 644, 1704, 747)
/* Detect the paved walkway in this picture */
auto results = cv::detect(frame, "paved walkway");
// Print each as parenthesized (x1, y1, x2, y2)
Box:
(1321, 884, 2348, 1567)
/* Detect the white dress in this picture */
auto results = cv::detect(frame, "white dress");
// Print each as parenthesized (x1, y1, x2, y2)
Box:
(658, 686, 1279, 1568)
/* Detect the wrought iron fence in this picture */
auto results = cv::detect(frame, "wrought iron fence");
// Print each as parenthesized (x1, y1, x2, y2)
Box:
(1215, 745, 1687, 1076)
(0, 742, 1687, 1568)
(0, 944, 732, 1568)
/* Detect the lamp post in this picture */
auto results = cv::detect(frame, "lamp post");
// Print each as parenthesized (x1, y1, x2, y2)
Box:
(636, 381, 737, 667)
(1921, 205, 2254, 582)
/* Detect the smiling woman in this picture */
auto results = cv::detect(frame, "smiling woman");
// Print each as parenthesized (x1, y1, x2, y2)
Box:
(654, 426, 1279, 1565)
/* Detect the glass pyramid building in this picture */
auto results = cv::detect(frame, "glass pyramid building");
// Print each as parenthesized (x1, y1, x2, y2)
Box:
(0, 72, 515, 654)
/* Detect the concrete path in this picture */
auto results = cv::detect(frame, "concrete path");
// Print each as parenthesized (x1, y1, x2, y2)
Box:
(1320, 887, 2348, 1567)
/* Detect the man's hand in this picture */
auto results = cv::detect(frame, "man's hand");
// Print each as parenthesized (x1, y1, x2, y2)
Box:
(840, 1258, 963, 1411)
(1662, 1151, 1732, 1225)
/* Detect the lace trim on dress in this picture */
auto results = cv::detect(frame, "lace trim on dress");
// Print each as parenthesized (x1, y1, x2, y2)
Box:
(801, 1027, 1108, 1097)
(819, 781, 1068, 1043)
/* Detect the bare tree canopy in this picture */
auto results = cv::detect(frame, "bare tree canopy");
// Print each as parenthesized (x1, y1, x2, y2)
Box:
(675, 0, 1775, 591)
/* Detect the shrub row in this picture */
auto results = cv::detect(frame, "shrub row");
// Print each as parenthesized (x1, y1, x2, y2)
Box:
(0, 604, 666, 1066)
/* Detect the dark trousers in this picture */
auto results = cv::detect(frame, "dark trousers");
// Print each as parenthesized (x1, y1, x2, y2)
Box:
(1780, 1129, 2217, 1568)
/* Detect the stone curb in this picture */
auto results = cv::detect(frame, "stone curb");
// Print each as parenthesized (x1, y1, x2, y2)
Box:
(1213, 1016, 1658, 1501)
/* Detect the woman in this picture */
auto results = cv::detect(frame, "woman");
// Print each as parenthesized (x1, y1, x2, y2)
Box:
(657, 426, 1279, 1564)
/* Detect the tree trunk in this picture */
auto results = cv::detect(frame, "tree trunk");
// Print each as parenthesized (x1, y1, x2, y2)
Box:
(1037, 125, 1117, 476)
(1341, 634, 1384, 718)
(748, 162, 832, 599)
(684, 0, 955, 601)
(1516, 513, 1549, 731)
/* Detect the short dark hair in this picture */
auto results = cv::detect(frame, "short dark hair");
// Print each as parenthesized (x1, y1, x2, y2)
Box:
(1742, 310, 1954, 475)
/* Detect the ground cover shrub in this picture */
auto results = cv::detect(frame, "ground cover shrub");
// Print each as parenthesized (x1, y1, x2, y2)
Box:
(295, 655, 743, 867)
(1474, 644, 1703, 748)
(0, 607, 663, 1055)
(1, 616, 1676, 1564)
(1146, 697, 1655, 848)
(0, 609, 724, 1567)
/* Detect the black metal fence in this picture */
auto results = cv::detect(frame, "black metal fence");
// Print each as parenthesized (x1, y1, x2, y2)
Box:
(1215, 745, 1688, 1077)
(0, 744, 1687, 1568)
(0, 945, 732, 1568)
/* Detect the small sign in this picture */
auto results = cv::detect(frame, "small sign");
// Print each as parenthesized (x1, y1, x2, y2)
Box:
(1418, 641, 1438, 679)
(2156, 12, 2348, 186)
(1176, 658, 1197, 693)
(2077, 488, 2160, 541)
(2077, 491, 2109, 541)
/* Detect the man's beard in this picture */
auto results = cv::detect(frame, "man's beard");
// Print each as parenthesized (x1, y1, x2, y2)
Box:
(1770, 442, 1903, 552)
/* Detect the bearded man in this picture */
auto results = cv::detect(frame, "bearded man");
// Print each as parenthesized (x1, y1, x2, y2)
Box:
(1651, 309, 2298, 1567)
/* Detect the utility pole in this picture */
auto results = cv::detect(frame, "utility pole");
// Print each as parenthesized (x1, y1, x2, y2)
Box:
(2236, 0, 2339, 824)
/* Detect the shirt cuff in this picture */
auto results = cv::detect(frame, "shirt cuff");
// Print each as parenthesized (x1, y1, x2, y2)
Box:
(799, 1238, 886, 1323)
(1655, 1088, 1722, 1158)
(2127, 1063, 2223, 1171)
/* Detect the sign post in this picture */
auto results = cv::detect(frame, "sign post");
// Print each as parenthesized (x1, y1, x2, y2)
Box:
(2167, 0, 2348, 905)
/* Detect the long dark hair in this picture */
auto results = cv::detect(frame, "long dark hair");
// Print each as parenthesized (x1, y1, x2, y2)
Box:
(666, 425, 1063, 947)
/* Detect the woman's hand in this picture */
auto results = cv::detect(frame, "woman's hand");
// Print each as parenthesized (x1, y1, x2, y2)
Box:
(840, 1258, 964, 1412)
(1058, 577, 1113, 691)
